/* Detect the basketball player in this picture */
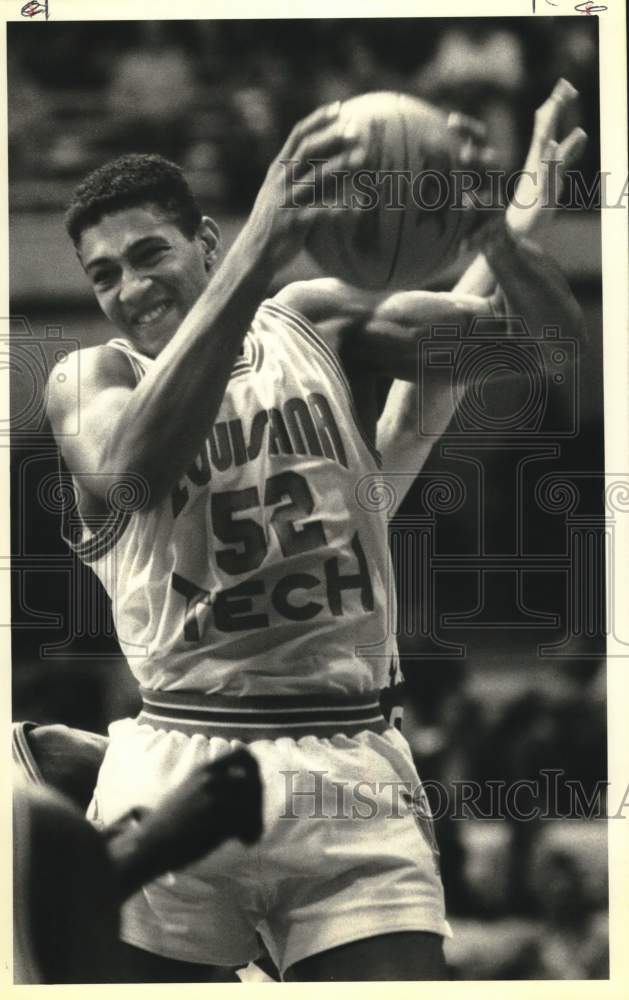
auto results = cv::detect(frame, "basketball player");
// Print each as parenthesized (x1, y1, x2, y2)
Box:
(46, 79, 585, 981)
(13, 720, 108, 810)
(13, 743, 262, 983)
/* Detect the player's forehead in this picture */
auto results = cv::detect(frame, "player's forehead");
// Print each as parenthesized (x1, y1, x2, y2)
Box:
(78, 203, 185, 266)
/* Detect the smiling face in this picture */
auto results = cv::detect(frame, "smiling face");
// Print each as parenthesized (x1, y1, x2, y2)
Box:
(78, 204, 217, 357)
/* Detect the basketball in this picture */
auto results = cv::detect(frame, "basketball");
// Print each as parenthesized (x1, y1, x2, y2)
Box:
(305, 92, 467, 290)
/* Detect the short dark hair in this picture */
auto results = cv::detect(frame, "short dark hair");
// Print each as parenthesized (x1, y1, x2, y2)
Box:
(65, 153, 202, 246)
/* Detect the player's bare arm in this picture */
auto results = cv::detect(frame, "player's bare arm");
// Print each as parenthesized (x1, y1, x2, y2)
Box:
(274, 233, 582, 385)
(376, 77, 588, 489)
(276, 80, 587, 505)
(276, 278, 487, 375)
(454, 76, 587, 299)
(372, 227, 586, 499)
(274, 277, 489, 442)
(277, 81, 585, 367)
(47, 104, 365, 512)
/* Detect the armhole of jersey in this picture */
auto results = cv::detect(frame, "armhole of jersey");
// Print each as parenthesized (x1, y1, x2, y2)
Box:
(107, 338, 147, 384)
(57, 452, 133, 565)
(57, 340, 144, 564)
(262, 299, 383, 469)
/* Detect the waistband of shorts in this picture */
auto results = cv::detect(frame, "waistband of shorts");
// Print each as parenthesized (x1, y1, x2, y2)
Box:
(137, 688, 390, 742)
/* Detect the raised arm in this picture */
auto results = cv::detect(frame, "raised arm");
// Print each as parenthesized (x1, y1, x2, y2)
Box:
(375, 78, 587, 502)
(455, 77, 587, 298)
(277, 78, 586, 379)
(275, 79, 587, 496)
(47, 104, 364, 511)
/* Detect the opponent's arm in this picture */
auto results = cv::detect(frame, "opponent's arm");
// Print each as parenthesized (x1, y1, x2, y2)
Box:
(455, 77, 587, 298)
(48, 105, 364, 509)
(276, 78, 586, 384)
(103, 749, 262, 901)
(276, 79, 586, 492)
(16, 724, 261, 902)
(276, 254, 579, 485)
(376, 78, 587, 494)
(374, 225, 586, 487)
(276, 278, 486, 378)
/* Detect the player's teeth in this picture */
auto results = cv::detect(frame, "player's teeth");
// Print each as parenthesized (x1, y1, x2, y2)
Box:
(137, 301, 169, 324)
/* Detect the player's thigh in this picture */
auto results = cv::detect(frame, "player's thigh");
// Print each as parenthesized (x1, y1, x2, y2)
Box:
(113, 942, 239, 983)
(285, 930, 447, 981)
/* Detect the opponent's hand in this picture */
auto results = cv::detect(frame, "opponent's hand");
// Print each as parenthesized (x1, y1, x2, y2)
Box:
(134, 748, 263, 875)
(245, 102, 365, 271)
(506, 78, 587, 237)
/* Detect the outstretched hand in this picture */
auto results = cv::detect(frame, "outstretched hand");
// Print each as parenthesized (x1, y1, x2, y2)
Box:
(506, 78, 587, 237)
(462, 78, 588, 331)
(452, 79, 586, 299)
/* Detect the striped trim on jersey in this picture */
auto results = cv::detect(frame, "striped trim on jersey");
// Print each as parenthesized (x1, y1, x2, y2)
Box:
(57, 452, 133, 565)
(231, 335, 265, 380)
(138, 688, 389, 742)
(64, 508, 133, 564)
(107, 337, 147, 382)
(12, 723, 44, 787)
(261, 300, 383, 469)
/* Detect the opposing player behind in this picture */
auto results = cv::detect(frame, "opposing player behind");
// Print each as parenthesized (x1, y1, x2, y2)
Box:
(46, 81, 586, 981)
(13, 736, 262, 983)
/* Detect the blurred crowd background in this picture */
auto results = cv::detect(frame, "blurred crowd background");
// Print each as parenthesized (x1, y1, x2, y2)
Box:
(9, 17, 607, 980)
(9, 17, 600, 212)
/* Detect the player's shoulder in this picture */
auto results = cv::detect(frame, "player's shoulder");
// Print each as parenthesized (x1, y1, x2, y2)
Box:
(46, 342, 136, 425)
(52, 342, 137, 387)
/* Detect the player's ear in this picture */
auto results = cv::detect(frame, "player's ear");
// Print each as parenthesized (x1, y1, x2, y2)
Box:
(199, 216, 221, 272)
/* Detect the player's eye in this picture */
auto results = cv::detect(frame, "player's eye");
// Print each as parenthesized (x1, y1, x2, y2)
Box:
(135, 246, 168, 267)
(91, 269, 117, 290)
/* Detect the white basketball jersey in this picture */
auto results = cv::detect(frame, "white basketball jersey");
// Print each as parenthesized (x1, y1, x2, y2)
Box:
(63, 300, 399, 696)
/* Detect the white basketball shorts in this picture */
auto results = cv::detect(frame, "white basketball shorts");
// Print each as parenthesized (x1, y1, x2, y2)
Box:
(89, 689, 450, 976)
